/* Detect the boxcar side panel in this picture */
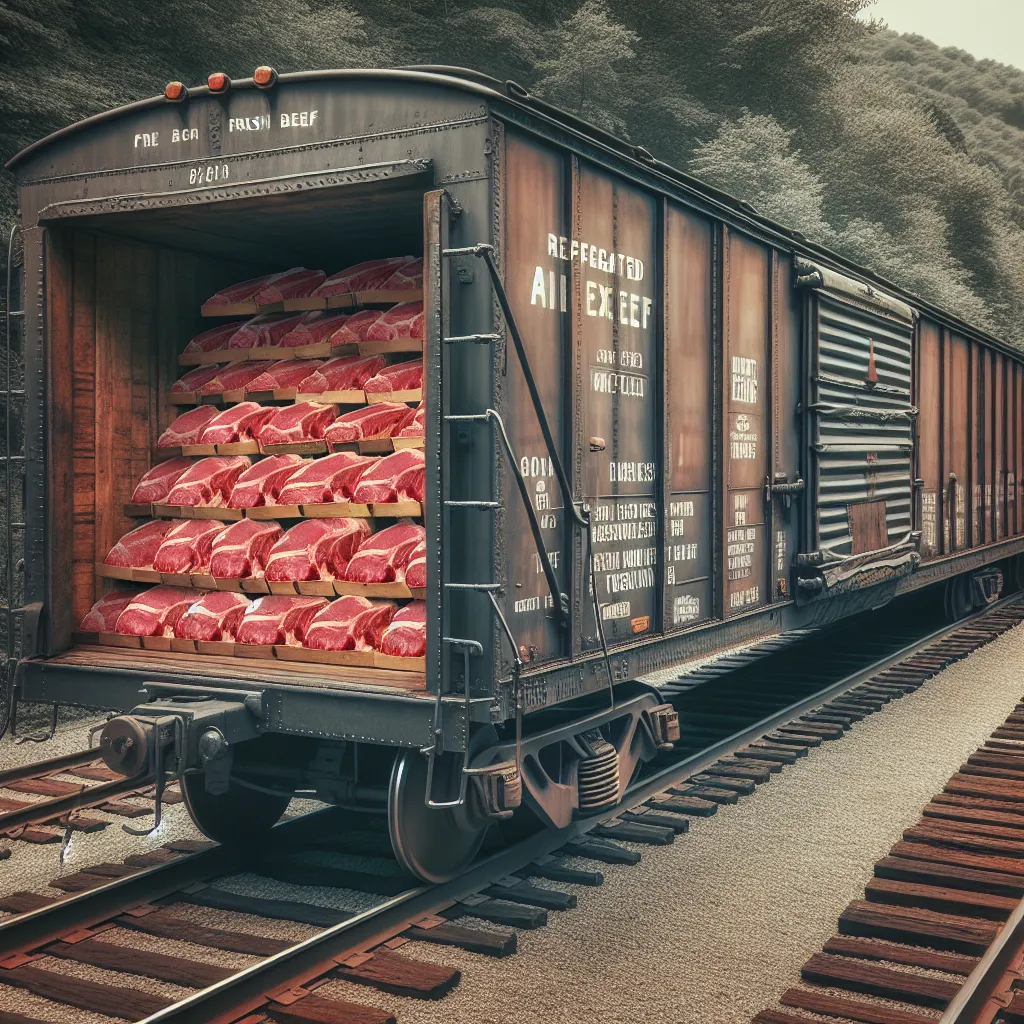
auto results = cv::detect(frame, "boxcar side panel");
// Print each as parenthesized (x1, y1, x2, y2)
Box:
(996, 353, 1006, 540)
(916, 319, 942, 560)
(944, 333, 970, 553)
(663, 204, 713, 629)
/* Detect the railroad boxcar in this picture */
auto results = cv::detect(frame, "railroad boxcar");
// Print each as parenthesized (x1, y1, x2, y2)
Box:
(3, 67, 1021, 880)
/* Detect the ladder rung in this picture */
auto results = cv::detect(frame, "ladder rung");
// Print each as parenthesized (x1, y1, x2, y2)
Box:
(443, 636, 484, 654)
(445, 500, 501, 509)
(445, 413, 488, 423)
(443, 243, 493, 258)
(445, 582, 501, 592)
(444, 333, 500, 345)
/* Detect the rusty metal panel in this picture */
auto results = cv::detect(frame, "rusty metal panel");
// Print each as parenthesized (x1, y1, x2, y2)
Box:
(944, 332, 969, 553)
(916, 319, 941, 560)
(995, 353, 1006, 539)
(771, 253, 803, 600)
(970, 342, 984, 546)
(1016, 362, 1023, 535)
(571, 159, 659, 646)
(664, 203, 713, 629)
(723, 230, 769, 616)
(499, 132, 569, 666)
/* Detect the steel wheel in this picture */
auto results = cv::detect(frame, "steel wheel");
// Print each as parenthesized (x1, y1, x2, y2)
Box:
(181, 773, 291, 844)
(943, 575, 974, 622)
(388, 749, 488, 883)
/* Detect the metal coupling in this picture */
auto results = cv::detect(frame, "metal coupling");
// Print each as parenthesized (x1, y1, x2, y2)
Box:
(649, 703, 680, 749)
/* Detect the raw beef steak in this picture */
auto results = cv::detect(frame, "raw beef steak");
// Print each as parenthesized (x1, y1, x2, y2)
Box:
(279, 311, 353, 349)
(380, 257, 423, 291)
(351, 449, 425, 504)
(396, 402, 425, 438)
(115, 585, 203, 637)
(235, 595, 327, 646)
(182, 321, 245, 355)
(152, 520, 226, 574)
(304, 596, 397, 651)
(165, 456, 252, 507)
(380, 601, 426, 657)
(363, 359, 423, 397)
(228, 455, 306, 508)
(130, 457, 194, 503)
(405, 540, 426, 588)
(171, 365, 222, 394)
(203, 269, 323, 310)
(364, 301, 424, 343)
(227, 313, 305, 350)
(343, 522, 425, 583)
(104, 520, 173, 569)
(80, 591, 137, 633)
(209, 519, 284, 579)
(324, 403, 413, 445)
(264, 519, 370, 581)
(314, 257, 418, 299)
(196, 360, 277, 396)
(243, 359, 324, 393)
(157, 408, 219, 448)
(297, 355, 386, 394)
(174, 592, 251, 642)
(197, 403, 276, 444)
(277, 452, 373, 505)
(257, 402, 338, 445)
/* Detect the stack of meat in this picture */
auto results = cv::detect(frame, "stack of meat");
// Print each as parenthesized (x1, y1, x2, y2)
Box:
(201, 268, 326, 314)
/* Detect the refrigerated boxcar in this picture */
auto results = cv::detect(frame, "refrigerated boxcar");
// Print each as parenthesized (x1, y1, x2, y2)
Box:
(3, 67, 1021, 880)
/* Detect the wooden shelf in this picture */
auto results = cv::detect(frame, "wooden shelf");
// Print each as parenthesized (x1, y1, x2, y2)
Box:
(178, 337, 422, 367)
(169, 386, 421, 408)
(201, 288, 424, 318)
(126, 501, 423, 521)
(156, 435, 423, 459)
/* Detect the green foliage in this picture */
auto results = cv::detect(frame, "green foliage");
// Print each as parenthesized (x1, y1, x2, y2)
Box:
(2, 1, 1024, 344)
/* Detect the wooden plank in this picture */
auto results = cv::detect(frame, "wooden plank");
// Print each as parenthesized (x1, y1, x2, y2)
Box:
(46, 937, 232, 987)
(890, 839, 1024, 878)
(619, 809, 690, 834)
(946, 773, 1024, 802)
(839, 899, 998, 954)
(875, 854, 1024, 898)
(652, 794, 718, 817)
(932, 791, 1024, 816)
(592, 821, 675, 845)
(912, 815, 1024, 842)
(267, 994, 395, 1024)
(687, 773, 755, 795)
(5, 778, 84, 797)
(47, 872, 120, 893)
(0, 1011, 57, 1024)
(68, 765, 122, 782)
(0, 892, 59, 913)
(822, 934, 979, 975)
(446, 898, 548, 930)
(903, 822, 1024, 857)
(525, 858, 604, 886)
(668, 783, 738, 805)
(923, 800, 1024, 830)
(1, 964, 171, 1019)
(562, 837, 642, 865)
(182, 887, 353, 927)
(402, 920, 516, 957)
(116, 909, 291, 956)
(778, 987, 940, 1024)
(864, 876, 1017, 920)
(800, 951, 958, 1008)
(334, 949, 460, 999)
(483, 881, 577, 910)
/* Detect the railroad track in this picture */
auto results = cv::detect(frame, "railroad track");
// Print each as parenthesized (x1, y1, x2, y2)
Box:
(0, 595, 1021, 1024)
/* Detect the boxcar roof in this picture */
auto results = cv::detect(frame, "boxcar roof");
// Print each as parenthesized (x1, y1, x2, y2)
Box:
(5, 64, 1021, 360)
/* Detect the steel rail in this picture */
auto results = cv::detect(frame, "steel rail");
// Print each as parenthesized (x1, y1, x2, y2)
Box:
(0, 771, 153, 834)
(0, 747, 99, 787)
(132, 596, 1022, 1024)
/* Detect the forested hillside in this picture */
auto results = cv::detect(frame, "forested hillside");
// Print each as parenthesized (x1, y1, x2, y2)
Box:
(2, 1, 1023, 343)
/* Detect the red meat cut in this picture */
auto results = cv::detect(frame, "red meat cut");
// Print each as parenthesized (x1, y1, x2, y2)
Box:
(104, 520, 173, 569)
(197, 403, 276, 444)
(297, 355, 386, 394)
(380, 601, 426, 657)
(277, 452, 373, 505)
(174, 592, 251, 642)
(351, 449, 425, 504)
(324, 403, 413, 445)
(396, 402, 425, 438)
(380, 257, 423, 291)
(364, 302, 424, 343)
(343, 522, 425, 583)
(304, 596, 397, 651)
(196, 360, 277, 396)
(152, 520, 226, 574)
(405, 540, 426, 588)
(278, 311, 352, 349)
(228, 454, 306, 508)
(165, 456, 252, 507)
(158, 408, 220, 449)
(209, 519, 284, 579)
(171, 365, 222, 394)
(363, 359, 423, 397)
(203, 269, 324, 310)
(80, 591, 136, 633)
(314, 257, 418, 299)
(115, 585, 203, 637)
(130, 457, 194, 503)
(235, 595, 327, 646)
(265, 519, 370, 582)
(257, 402, 339, 446)
(243, 359, 324, 393)
(227, 314, 305, 350)
(183, 321, 245, 355)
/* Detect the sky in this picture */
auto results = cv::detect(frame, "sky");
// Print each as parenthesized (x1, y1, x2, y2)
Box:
(862, 1, 1024, 70)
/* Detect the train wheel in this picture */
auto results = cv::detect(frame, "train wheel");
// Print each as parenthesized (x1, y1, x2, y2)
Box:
(943, 574, 974, 622)
(181, 773, 291, 844)
(388, 749, 488, 883)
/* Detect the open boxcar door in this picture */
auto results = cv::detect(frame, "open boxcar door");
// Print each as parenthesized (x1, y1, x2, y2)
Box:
(793, 257, 920, 598)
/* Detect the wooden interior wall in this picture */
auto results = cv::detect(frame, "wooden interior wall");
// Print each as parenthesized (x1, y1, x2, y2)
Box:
(51, 229, 259, 649)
